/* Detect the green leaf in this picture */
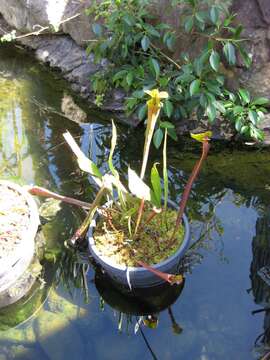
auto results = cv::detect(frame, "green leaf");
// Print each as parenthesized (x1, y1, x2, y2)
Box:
(223, 43, 236, 65)
(210, 6, 219, 24)
(200, 93, 208, 108)
(92, 23, 103, 37)
(160, 121, 175, 129)
(190, 79, 201, 96)
(149, 58, 160, 80)
(248, 110, 258, 125)
(195, 11, 205, 23)
(153, 128, 164, 149)
(126, 72, 133, 86)
(206, 104, 216, 123)
(238, 88, 250, 104)
(252, 97, 269, 106)
(163, 100, 173, 118)
(233, 105, 244, 115)
(141, 35, 150, 51)
(123, 14, 135, 26)
(167, 127, 178, 141)
(240, 125, 249, 135)
(213, 100, 226, 114)
(235, 118, 243, 132)
(166, 35, 175, 51)
(238, 45, 252, 68)
(151, 163, 162, 208)
(138, 104, 147, 121)
(184, 16, 194, 33)
(209, 50, 220, 72)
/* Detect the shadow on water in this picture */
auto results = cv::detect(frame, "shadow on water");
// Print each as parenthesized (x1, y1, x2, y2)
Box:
(1, 43, 270, 359)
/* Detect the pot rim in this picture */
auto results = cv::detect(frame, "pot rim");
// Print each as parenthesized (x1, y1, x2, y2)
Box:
(88, 198, 190, 272)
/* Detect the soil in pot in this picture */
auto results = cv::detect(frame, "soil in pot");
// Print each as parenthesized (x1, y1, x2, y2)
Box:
(0, 184, 31, 258)
(93, 202, 185, 267)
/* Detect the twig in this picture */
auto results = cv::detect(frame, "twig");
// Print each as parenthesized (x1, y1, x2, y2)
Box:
(150, 42, 181, 70)
(6, 13, 81, 40)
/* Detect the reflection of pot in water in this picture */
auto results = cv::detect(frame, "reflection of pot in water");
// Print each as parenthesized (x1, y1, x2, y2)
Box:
(95, 268, 185, 316)
(0, 261, 54, 331)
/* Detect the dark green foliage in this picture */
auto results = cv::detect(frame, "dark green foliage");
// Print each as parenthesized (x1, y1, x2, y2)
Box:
(86, 0, 269, 142)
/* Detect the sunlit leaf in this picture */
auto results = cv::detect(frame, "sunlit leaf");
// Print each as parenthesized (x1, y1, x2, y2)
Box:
(63, 131, 102, 187)
(190, 131, 212, 142)
(238, 88, 250, 104)
(128, 168, 151, 200)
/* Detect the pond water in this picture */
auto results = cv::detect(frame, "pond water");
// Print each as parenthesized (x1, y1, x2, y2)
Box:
(0, 44, 270, 360)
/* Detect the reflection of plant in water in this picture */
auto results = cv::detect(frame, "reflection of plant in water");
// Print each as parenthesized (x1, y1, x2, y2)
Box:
(0, 79, 29, 178)
(45, 246, 90, 304)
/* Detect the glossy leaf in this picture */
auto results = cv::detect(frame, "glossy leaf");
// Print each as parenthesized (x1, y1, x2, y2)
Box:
(252, 97, 269, 106)
(209, 50, 220, 72)
(223, 43, 236, 65)
(248, 110, 258, 125)
(238, 88, 250, 104)
(190, 79, 201, 96)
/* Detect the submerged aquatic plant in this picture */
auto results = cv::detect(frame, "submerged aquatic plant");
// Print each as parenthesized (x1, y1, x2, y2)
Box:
(62, 89, 211, 284)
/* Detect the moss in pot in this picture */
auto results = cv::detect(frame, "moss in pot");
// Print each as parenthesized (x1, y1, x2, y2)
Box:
(63, 89, 211, 287)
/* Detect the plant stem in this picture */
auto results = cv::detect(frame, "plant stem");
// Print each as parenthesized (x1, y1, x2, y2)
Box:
(170, 139, 210, 242)
(134, 198, 145, 236)
(150, 42, 181, 70)
(69, 186, 107, 245)
(26, 185, 91, 209)
(136, 260, 183, 285)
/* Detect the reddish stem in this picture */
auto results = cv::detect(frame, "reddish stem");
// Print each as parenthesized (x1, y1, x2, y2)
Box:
(171, 139, 210, 240)
(134, 198, 145, 235)
(136, 260, 183, 285)
(27, 186, 91, 209)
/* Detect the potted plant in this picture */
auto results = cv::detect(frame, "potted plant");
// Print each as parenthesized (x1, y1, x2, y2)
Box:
(0, 180, 40, 307)
(62, 89, 211, 289)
